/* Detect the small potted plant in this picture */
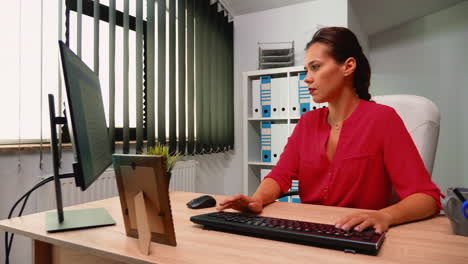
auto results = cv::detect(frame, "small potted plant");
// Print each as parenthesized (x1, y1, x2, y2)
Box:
(146, 143, 181, 182)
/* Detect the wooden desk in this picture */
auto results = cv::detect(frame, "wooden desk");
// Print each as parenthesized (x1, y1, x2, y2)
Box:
(1, 192, 467, 263)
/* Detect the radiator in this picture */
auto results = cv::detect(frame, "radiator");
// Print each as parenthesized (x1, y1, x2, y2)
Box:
(38, 160, 198, 210)
(169, 160, 198, 192)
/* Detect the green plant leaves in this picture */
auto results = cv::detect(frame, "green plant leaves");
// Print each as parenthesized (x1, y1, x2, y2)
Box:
(146, 143, 181, 172)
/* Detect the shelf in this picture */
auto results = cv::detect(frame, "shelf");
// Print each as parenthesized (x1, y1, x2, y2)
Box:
(243, 66, 310, 196)
(248, 161, 275, 166)
(247, 117, 301, 121)
(247, 117, 292, 121)
(243, 65, 305, 77)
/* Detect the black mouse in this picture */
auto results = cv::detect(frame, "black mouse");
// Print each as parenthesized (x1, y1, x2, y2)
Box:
(187, 195, 216, 209)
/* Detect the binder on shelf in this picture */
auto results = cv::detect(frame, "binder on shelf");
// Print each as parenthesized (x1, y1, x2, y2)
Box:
(260, 76, 272, 118)
(251, 79, 261, 118)
(279, 77, 289, 118)
(261, 121, 272, 163)
(270, 77, 281, 118)
(273, 77, 289, 118)
(290, 180, 300, 203)
(271, 123, 288, 164)
(298, 72, 310, 115)
(278, 180, 300, 203)
(289, 75, 300, 118)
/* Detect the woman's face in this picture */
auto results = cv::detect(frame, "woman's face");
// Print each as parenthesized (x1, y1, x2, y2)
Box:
(303, 43, 346, 103)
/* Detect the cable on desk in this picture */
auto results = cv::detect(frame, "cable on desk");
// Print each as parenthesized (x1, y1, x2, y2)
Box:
(4, 174, 74, 264)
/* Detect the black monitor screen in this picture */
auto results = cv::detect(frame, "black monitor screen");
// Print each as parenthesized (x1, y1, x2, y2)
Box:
(59, 41, 112, 191)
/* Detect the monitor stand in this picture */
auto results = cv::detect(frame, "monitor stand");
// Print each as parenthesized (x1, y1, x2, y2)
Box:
(45, 94, 115, 233)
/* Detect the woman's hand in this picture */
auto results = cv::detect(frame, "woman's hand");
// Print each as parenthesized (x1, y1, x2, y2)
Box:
(334, 211, 393, 234)
(216, 194, 263, 214)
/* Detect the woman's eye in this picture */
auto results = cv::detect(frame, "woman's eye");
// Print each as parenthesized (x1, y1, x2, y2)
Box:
(312, 65, 320, 71)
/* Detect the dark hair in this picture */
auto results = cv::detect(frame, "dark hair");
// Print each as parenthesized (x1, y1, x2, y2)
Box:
(306, 27, 371, 101)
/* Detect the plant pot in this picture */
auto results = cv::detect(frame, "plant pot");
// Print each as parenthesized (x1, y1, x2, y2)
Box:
(167, 171, 172, 183)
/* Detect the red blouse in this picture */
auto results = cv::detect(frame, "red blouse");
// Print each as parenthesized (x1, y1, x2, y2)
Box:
(265, 100, 442, 210)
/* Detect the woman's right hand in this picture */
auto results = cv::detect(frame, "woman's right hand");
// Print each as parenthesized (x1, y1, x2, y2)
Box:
(216, 194, 264, 214)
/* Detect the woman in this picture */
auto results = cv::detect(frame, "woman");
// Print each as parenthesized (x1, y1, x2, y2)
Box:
(217, 27, 442, 234)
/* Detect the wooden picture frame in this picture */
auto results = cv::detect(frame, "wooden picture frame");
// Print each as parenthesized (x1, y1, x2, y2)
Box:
(112, 154, 177, 254)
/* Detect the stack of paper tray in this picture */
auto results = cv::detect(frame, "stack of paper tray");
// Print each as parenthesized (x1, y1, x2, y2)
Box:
(258, 42, 294, 69)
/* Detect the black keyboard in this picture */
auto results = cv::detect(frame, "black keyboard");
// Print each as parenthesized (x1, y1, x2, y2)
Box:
(190, 211, 385, 255)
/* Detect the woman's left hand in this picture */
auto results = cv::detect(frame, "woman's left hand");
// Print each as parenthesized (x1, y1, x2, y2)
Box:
(334, 211, 393, 234)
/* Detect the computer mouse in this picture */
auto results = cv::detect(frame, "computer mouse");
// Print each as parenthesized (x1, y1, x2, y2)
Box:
(187, 195, 217, 209)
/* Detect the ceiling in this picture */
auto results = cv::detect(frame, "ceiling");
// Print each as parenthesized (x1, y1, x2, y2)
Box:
(221, 0, 465, 36)
(220, 0, 311, 17)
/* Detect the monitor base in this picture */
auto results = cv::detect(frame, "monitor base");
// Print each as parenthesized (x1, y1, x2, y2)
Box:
(45, 208, 115, 233)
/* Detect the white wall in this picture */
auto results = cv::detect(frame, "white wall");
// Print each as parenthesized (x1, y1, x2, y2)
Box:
(0, 150, 75, 264)
(369, 0, 468, 194)
(235, 0, 348, 72)
(347, 0, 369, 55)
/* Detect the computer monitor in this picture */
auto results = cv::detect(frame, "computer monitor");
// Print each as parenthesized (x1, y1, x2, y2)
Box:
(59, 41, 112, 191)
(44, 41, 115, 232)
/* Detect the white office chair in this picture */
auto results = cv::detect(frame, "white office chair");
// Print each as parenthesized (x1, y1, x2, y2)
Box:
(372, 94, 441, 177)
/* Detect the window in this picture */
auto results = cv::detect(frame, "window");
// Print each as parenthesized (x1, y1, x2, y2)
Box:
(1, 0, 235, 155)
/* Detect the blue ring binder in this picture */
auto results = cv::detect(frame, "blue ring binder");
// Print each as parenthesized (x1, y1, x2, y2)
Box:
(260, 76, 272, 118)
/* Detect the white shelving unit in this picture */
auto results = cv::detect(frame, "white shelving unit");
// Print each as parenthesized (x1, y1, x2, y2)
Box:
(242, 66, 327, 195)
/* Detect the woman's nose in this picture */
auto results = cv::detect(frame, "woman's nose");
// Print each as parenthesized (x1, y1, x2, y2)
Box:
(304, 72, 313, 84)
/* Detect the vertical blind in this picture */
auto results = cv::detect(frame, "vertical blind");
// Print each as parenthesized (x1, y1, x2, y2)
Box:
(64, 0, 234, 155)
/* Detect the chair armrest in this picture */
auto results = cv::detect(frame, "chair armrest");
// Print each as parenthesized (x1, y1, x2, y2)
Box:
(278, 190, 298, 198)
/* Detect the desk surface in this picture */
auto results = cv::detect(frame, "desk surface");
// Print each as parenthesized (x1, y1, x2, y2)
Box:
(1, 191, 467, 264)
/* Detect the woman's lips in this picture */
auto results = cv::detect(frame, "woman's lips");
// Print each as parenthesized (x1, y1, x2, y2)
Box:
(309, 88, 318, 94)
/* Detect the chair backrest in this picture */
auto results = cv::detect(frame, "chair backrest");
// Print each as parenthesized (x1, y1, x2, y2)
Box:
(372, 95, 441, 177)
